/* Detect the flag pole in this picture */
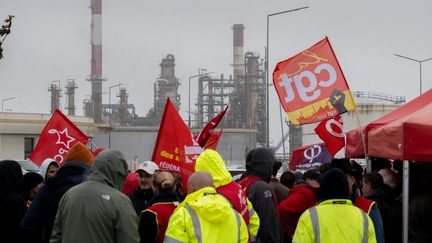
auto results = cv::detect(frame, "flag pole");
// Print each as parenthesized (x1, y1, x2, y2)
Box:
(353, 109, 369, 171)
(89, 139, 99, 150)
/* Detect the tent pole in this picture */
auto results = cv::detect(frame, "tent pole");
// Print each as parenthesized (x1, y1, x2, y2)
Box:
(402, 160, 409, 243)
(354, 110, 369, 171)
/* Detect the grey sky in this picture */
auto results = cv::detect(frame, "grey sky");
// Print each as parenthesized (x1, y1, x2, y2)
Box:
(1, 0, 432, 145)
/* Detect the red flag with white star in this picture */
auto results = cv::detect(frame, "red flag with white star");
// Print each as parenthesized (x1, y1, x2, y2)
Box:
(28, 109, 89, 166)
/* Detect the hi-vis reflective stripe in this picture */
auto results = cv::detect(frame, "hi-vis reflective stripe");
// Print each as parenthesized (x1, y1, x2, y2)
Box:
(185, 205, 202, 243)
(165, 235, 185, 243)
(308, 207, 369, 243)
(361, 211, 368, 243)
(234, 209, 241, 243)
(309, 207, 321, 243)
(179, 205, 242, 243)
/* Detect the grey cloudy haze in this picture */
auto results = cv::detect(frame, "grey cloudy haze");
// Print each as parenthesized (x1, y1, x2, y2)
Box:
(1, 0, 432, 145)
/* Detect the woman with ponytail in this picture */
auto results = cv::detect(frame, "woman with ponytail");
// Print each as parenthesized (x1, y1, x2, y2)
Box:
(138, 171, 179, 243)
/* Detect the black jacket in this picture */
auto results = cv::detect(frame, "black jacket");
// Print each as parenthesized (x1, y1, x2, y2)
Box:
(366, 188, 402, 243)
(129, 187, 153, 215)
(20, 161, 89, 243)
(0, 160, 27, 243)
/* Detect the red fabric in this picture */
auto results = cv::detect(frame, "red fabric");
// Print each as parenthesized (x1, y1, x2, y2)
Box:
(203, 129, 223, 150)
(314, 115, 345, 156)
(354, 195, 375, 214)
(345, 126, 366, 158)
(346, 88, 432, 160)
(146, 203, 177, 243)
(122, 171, 139, 195)
(152, 98, 202, 192)
(289, 143, 333, 171)
(196, 106, 228, 147)
(278, 185, 317, 238)
(238, 176, 263, 195)
(217, 182, 250, 225)
(28, 109, 89, 166)
(272, 37, 356, 125)
(368, 101, 432, 161)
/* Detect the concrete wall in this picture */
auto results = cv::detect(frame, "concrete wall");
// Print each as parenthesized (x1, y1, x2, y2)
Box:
(92, 127, 257, 168)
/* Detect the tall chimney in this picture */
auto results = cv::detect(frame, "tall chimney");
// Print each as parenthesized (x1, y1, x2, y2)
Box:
(232, 24, 245, 81)
(88, 0, 105, 122)
(65, 79, 77, 116)
(48, 81, 61, 113)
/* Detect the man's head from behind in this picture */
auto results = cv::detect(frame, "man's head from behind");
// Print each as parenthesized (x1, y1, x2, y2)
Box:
(187, 171, 214, 193)
(318, 168, 350, 201)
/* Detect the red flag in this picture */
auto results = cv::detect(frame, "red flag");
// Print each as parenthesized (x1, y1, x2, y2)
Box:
(272, 37, 356, 125)
(28, 109, 89, 166)
(314, 115, 345, 156)
(203, 129, 223, 150)
(289, 143, 333, 171)
(152, 98, 203, 191)
(196, 106, 228, 147)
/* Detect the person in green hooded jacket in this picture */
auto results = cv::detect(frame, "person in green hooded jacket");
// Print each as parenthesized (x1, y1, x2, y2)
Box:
(50, 150, 139, 243)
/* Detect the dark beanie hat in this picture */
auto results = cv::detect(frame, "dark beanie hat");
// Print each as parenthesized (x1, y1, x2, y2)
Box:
(331, 158, 353, 175)
(318, 168, 349, 201)
(23, 172, 43, 192)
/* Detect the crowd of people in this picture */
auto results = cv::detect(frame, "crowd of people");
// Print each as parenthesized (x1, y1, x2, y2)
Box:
(0, 142, 431, 243)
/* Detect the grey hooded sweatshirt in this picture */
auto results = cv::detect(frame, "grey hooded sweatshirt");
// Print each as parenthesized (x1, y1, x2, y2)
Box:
(50, 150, 139, 243)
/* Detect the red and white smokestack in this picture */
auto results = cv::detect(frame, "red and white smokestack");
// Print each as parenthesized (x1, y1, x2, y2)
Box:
(232, 24, 244, 81)
(90, 0, 103, 122)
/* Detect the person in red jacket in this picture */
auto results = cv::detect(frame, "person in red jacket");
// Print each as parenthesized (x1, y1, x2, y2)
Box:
(278, 169, 321, 243)
(139, 171, 179, 243)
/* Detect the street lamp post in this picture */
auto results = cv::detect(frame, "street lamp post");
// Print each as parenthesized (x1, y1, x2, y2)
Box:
(266, 6, 309, 148)
(108, 83, 121, 148)
(1, 97, 16, 112)
(188, 71, 214, 128)
(394, 53, 432, 95)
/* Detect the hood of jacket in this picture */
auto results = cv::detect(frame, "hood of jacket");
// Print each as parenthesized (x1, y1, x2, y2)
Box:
(87, 150, 128, 191)
(183, 187, 233, 224)
(39, 159, 58, 181)
(195, 149, 232, 188)
(0, 160, 23, 194)
(245, 148, 275, 183)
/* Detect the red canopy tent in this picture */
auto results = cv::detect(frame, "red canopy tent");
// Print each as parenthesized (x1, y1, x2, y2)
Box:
(368, 101, 432, 161)
(345, 88, 432, 158)
(346, 89, 432, 243)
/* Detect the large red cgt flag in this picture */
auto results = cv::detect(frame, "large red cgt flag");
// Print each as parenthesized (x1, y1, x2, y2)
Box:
(289, 143, 333, 171)
(152, 98, 203, 190)
(28, 109, 89, 166)
(195, 106, 228, 147)
(314, 115, 345, 156)
(273, 37, 356, 125)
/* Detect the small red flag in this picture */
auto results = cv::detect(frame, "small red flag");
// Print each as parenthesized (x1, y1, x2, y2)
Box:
(203, 129, 223, 150)
(196, 106, 228, 147)
(152, 98, 203, 191)
(28, 109, 89, 166)
(314, 115, 345, 156)
(289, 143, 333, 171)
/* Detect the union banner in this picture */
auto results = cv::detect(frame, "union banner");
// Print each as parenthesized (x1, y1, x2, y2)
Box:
(272, 37, 356, 125)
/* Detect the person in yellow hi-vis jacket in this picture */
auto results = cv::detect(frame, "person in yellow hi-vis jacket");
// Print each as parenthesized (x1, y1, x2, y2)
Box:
(165, 171, 248, 243)
(293, 168, 377, 243)
(195, 149, 260, 242)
